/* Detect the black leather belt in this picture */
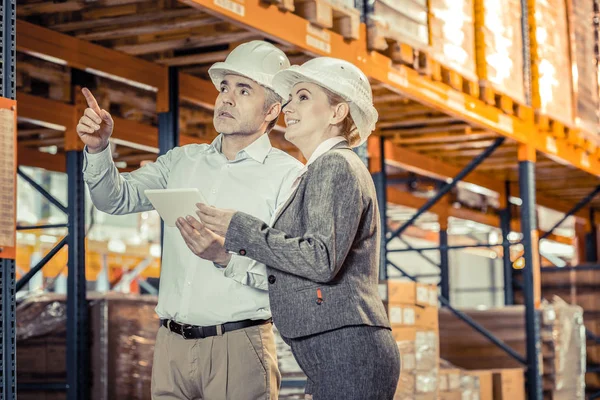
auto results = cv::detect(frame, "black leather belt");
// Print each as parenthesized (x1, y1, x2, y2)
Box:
(161, 318, 272, 340)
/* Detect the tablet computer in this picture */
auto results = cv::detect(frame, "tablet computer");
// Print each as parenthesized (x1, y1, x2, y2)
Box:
(144, 188, 208, 227)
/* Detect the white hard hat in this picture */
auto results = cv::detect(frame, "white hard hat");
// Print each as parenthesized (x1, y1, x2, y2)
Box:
(272, 57, 379, 145)
(208, 40, 291, 99)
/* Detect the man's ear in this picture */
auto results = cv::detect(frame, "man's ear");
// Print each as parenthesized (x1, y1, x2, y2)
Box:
(266, 102, 282, 123)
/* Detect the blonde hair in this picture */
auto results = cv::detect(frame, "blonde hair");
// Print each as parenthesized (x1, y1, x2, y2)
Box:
(323, 89, 360, 146)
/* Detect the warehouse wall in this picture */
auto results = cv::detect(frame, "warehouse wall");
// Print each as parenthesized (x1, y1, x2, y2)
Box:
(388, 236, 505, 308)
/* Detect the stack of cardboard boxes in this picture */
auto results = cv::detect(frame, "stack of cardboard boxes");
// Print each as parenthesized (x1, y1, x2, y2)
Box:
(382, 280, 439, 400)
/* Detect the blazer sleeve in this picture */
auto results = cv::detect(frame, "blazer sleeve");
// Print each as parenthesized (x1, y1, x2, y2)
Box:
(224, 154, 363, 283)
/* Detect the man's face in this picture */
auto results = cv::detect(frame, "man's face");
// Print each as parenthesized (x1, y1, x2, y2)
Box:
(213, 74, 269, 136)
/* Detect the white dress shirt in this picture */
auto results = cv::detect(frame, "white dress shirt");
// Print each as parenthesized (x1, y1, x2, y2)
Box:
(83, 134, 303, 326)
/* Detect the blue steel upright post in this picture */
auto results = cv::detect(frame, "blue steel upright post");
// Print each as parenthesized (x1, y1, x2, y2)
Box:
(0, 0, 17, 396)
(518, 145, 542, 400)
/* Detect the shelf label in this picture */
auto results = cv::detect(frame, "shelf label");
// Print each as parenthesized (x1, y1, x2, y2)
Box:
(581, 152, 590, 168)
(306, 23, 331, 54)
(498, 114, 514, 135)
(546, 136, 558, 154)
(388, 70, 408, 88)
(446, 90, 465, 111)
(214, 0, 245, 16)
(306, 35, 331, 54)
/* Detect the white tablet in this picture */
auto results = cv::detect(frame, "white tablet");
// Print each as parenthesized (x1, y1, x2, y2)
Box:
(144, 188, 208, 227)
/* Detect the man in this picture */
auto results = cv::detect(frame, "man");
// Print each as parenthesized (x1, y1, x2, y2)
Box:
(77, 41, 303, 400)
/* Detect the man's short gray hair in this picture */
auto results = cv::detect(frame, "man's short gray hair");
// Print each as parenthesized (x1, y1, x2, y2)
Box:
(263, 87, 283, 133)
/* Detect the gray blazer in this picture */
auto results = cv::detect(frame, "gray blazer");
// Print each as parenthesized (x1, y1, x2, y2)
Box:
(225, 144, 390, 339)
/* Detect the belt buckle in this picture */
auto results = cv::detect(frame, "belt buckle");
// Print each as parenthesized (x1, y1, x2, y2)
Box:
(182, 324, 201, 340)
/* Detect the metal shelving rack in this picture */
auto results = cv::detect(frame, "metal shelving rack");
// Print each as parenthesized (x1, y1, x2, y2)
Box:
(0, 0, 17, 396)
(4, 0, 600, 399)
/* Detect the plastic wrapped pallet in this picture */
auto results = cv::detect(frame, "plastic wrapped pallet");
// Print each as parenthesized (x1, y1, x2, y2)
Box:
(429, 0, 477, 81)
(544, 297, 586, 398)
(439, 298, 585, 399)
(392, 329, 439, 399)
(16, 293, 160, 400)
(529, 0, 574, 126)
(366, 0, 429, 51)
(474, 0, 526, 104)
(569, 0, 599, 135)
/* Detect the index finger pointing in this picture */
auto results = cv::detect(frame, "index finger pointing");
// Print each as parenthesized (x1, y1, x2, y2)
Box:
(82, 88, 102, 115)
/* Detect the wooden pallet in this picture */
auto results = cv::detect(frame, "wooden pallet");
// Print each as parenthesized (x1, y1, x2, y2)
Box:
(479, 82, 534, 122)
(366, 16, 429, 72)
(420, 56, 480, 99)
(535, 113, 580, 147)
(294, 0, 360, 40)
(260, 0, 295, 12)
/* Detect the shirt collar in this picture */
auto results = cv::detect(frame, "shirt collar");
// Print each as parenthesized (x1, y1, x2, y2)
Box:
(209, 133, 272, 163)
(306, 137, 348, 167)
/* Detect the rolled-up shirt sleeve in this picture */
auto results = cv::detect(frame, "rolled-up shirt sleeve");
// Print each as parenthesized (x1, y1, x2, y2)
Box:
(83, 144, 178, 215)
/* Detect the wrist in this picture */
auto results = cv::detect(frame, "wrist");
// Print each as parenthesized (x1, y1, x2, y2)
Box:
(214, 253, 232, 267)
(87, 142, 109, 154)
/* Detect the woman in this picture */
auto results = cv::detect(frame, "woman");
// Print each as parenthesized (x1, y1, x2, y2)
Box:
(195, 57, 400, 399)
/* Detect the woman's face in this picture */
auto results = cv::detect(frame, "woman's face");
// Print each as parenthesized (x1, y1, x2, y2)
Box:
(283, 82, 338, 145)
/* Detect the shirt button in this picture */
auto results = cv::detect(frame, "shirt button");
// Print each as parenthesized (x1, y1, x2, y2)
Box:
(187, 281, 191, 286)
(239, 249, 246, 256)
(268, 275, 276, 284)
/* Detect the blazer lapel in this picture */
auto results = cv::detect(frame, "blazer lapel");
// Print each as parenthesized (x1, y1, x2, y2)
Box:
(270, 144, 349, 226)
(271, 174, 306, 226)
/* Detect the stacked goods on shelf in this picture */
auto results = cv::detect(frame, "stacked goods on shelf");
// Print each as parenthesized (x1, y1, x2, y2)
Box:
(516, 267, 600, 392)
(292, 0, 361, 40)
(473, 0, 526, 110)
(528, 0, 574, 127)
(439, 298, 585, 399)
(541, 298, 586, 399)
(428, 0, 478, 87)
(438, 360, 481, 400)
(382, 280, 439, 399)
(569, 0, 599, 135)
(366, 0, 429, 64)
(439, 359, 521, 400)
(17, 293, 160, 400)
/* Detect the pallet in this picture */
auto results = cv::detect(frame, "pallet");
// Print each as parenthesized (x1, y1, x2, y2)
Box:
(535, 113, 580, 147)
(479, 82, 534, 122)
(294, 0, 360, 40)
(366, 11, 429, 71)
(260, 0, 295, 12)
(420, 56, 480, 99)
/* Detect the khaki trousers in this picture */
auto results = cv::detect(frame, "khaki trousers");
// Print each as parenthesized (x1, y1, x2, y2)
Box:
(151, 323, 281, 400)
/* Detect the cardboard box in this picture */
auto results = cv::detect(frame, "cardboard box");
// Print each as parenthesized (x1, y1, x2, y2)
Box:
(492, 369, 525, 400)
(416, 283, 438, 307)
(387, 281, 416, 304)
(438, 373, 448, 391)
(416, 306, 439, 331)
(392, 327, 417, 342)
(416, 331, 439, 371)
(394, 371, 416, 400)
(438, 392, 462, 400)
(389, 304, 417, 326)
(393, 327, 417, 371)
(416, 371, 437, 393)
(439, 368, 461, 391)
(414, 393, 437, 400)
(465, 370, 493, 400)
